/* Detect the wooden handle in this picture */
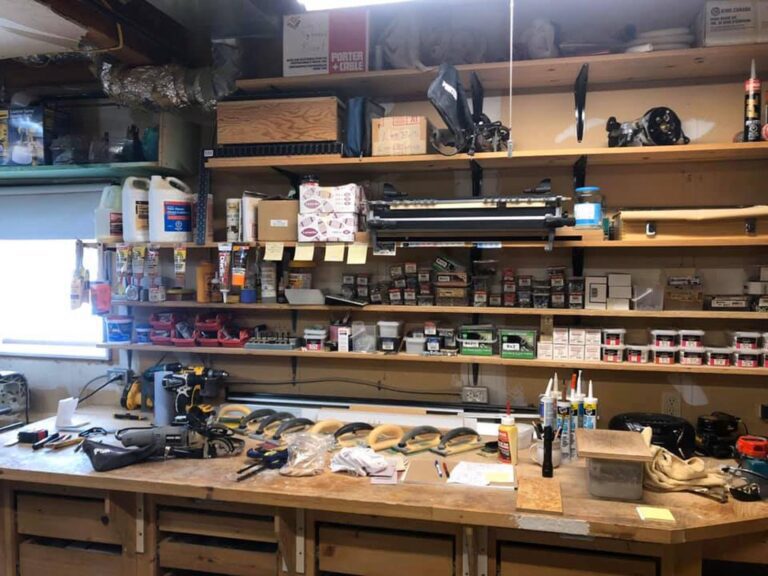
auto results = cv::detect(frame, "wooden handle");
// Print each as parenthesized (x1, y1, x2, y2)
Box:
(397, 426, 441, 449)
(309, 420, 344, 435)
(367, 424, 404, 451)
(273, 418, 315, 440)
(438, 427, 480, 450)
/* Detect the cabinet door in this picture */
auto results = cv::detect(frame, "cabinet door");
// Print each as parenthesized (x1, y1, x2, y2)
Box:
(500, 544, 656, 576)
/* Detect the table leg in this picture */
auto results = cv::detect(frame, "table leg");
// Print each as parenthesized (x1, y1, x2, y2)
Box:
(661, 542, 703, 576)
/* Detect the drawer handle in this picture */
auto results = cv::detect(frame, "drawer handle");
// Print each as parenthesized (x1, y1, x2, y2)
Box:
(100, 515, 110, 526)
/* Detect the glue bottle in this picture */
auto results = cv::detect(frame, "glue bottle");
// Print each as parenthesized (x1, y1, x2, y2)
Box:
(498, 402, 518, 465)
(583, 380, 598, 430)
(744, 58, 762, 142)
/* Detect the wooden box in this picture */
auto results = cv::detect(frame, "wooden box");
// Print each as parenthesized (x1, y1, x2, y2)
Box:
(216, 97, 342, 145)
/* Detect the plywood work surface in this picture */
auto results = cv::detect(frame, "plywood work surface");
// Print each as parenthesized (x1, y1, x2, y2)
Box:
(575, 429, 654, 462)
(0, 409, 766, 546)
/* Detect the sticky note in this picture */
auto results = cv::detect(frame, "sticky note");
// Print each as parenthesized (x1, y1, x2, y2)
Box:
(485, 470, 515, 484)
(324, 243, 345, 262)
(346, 243, 368, 265)
(264, 242, 284, 261)
(294, 243, 315, 262)
(636, 506, 675, 522)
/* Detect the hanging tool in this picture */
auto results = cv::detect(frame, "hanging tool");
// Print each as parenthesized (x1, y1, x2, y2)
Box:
(430, 427, 483, 456)
(394, 426, 442, 455)
(366, 424, 404, 451)
(236, 448, 289, 482)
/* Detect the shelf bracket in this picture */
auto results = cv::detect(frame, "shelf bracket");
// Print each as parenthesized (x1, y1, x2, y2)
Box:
(573, 155, 588, 190)
(470, 160, 483, 198)
(271, 167, 302, 196)
(291, 309, 298, 333)
(196, 150, 212, 245)
(290, 357, 298, 385)
(572, 247, 585, 278)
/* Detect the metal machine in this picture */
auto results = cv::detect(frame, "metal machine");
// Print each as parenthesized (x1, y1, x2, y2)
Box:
(0, 371, 28, 432)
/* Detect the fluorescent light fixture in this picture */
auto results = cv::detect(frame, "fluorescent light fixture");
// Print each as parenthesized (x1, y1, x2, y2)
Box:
(298, 0, 413, 10)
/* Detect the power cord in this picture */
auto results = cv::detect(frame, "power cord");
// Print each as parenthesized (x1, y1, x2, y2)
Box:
(78, 374, 123, 405)
(234, 377, 461, 398)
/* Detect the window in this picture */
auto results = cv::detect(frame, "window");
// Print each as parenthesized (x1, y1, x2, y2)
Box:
(0, 240, 107, 359)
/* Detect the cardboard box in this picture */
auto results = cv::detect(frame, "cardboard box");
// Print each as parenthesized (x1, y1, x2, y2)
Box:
(298, 212, 358, 242)
(299, 183, 362, 214)
(499, 328, 537, 359)
(607, 297, 631, 310)
(568, 344, 585, 361)
(696, 0, 768, 46)
(8, 105, 66, 166)
(537, 341, 554, 360)
(553, 344, 569, 361)
(283, 9, 369, 77)
(372, 116, 434, 156)
(585, 344, 602, 362)
(553, 327, 569, 344)
(568, 328, 586, 346)
(257, 200, 299, 242)
(609, 285, 633, 299)
(585, 276, 608, 310)
(760, 265, 768, 281)
(608, 274, 632, 287)
(585, 329, 602, 346)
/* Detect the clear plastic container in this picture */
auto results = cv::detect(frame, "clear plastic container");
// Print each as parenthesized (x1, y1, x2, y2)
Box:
(733, 349, 761, 368)
(350, 322, 376, 353)
(303, 327, 328, 352)
(679, 348, 705, 366)
(632, 284, 663, 311)
(706, 347, 733, 367)
(601, 345, 625, 363)
(377, 320, 402, 338)
(678, 329, 705, 349)
(405, 335, 427, 354)
(651, 329, 678, 347)
(587, 458, 644, 500)
(602, 328, 626, 346)
(730, 331, 761, 350)
(651, 346, 678, 365)
(626, 345, 650, 364)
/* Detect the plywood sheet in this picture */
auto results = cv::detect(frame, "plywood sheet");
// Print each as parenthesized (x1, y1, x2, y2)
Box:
(576, 429, 653, 462)
(516, 477, 563, 515)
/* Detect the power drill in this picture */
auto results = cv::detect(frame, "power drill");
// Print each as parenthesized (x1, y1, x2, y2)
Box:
(162, 366, 229, 416)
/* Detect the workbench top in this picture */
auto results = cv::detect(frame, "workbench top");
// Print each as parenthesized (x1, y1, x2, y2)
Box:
(1, 409, 766, 545)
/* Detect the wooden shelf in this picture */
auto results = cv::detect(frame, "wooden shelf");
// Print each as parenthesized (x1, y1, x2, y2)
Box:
(118, 300, 768, 321)
(102, 344, 767, 376)
(205, 143, 768, 174)
(0, 162, 183, 184)
(237, 45, 768, 99)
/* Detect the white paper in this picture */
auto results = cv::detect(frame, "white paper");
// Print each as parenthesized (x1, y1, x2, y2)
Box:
(447, 462, 516, 487)
(55, 397, 89, 430)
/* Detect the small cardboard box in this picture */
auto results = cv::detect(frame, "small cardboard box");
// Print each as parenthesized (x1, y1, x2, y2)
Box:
(586, 276, 608, 310)
(283, 9, 369, 77)
(585, 329, 602, 345)
(258, 200, 299, 242)
(8, 105, 67, 166)
(299, 182, 362, 214)
(608, 273, 632, 287)
(553, 327, 569, 344)
(372, 116, 434, 156)
(298, 212, 358, 242)
(609, 285, 633, 299)
(696, 0, 768, 46)
(499, 328, 537, 359)
(537, 341, 553, 360)
(553, 343, 569, 361)
(585, 344, 602, 361)
(569, 328, 586, 346)
(568, 344, 585, 361)
(607, 297, 631, 311)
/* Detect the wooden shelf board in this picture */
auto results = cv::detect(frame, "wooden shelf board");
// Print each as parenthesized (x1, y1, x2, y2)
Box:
(205, 143, 768, 174)
(0, 162, 182, 183)
(102, 344, 767, 376)
(237, 45, 768, 99)
(118, 301, 768, 321)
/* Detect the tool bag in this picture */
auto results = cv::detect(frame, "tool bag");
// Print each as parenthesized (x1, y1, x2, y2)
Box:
(428, 63, 474, 154)
(81, 438, 161, 472)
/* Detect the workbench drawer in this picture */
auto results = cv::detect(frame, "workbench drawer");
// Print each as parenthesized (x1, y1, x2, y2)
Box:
(159, 507, 277, 543)
(499, 544, 656, 576)
(158, 535, 278, 576)
(16, 493, 121, 545)
(317, 525, 454, 576)
(19, 539, 123, 576)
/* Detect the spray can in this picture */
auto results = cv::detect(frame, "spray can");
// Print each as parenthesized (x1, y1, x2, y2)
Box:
(583, 380, 598, 430)
(744, 59, 762, 143)
(557, 399, 571, 460)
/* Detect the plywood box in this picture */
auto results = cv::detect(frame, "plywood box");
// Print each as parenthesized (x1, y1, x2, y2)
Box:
(217, 97, 342, 145)
(372, 116, 434, 156)
(258, 201, 298, 242)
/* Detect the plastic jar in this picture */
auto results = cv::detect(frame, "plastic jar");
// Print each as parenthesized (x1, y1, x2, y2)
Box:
(706, 347, 733, 367)
(104, 315, 133, 343)
(651, 346, 678, 365)
(574, 186, 603, 228)
(626, 345, 650, 364)
(734, 349, 762, 368)
(602, 328, 626, 346)
(678, 329, 705, 349)
(679, 348, 705, 366)
(651, 330, 678, 348)
(602, 345, 625, 363)
(730, 331, 761, 350)
(134, 324, 151, 344)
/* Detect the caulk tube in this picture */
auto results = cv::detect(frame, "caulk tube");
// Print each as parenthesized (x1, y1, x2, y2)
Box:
(218, 243, 233, 303)
(570, 370, 582, 459)
(539, 377, 553, 418)
(231, 245, 249, 288)
(583, 380, 598, 430)
(556, 398, 571, 460)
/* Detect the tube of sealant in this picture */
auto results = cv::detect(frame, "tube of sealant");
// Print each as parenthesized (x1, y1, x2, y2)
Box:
(557, 399, 572, 461)
(539, 377, 553, 417)
(583, 380, 598, 430)
(540, 377, 554, 429)
(131, 245, 146, 279)
(173, 246, 187, 287)
(570, 371, 580, 459)
(218, 243, 233, 303)
(231, 245, 249, 288)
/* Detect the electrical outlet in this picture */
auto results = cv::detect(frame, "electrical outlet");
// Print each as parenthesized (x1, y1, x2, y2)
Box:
(461, 386, 489, 404)
(661, 391, 681, 417)
(107, 368, 131, 390)
(759, 403, 768, 420)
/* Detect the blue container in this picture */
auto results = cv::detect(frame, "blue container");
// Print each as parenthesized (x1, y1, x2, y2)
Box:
(574, 186, 603, 228)
(104, 315, 133, 343)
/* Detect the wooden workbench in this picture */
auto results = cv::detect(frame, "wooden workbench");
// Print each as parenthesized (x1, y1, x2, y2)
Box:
(0, 409, 766, 576)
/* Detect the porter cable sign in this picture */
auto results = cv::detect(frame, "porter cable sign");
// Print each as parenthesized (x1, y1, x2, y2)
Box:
(328, 9, 368, 74)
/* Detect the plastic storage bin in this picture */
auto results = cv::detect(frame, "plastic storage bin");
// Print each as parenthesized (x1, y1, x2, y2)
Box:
(104, 315, 133, 343)
(734, 349, 761, 368)
(651, 347, 678, 365)
(304, 327, 328, 351)
(602, 345, 625, 363)
(587, 458, 644, 500)
(706, 347, 733, 367)
(730, 331, 761, 350)
(377, 321, 402, 338)
(134, 324, 151, 344)
(626, 345, 650, 364)
(679, 348, 705, 366)
(405, 335, 426, 354)
(350, 322, 376, 353)
(651, 330, 678, 347)
(679, 329, 705, 349)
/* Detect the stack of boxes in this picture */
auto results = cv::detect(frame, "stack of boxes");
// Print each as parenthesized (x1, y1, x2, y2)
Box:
(298, 182, 363, 242)
(585, 273, 633, 310)
(539, 327, 602, 361)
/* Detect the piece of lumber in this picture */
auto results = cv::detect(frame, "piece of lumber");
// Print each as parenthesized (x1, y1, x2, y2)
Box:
(516, 477, 563, 515)
(576, 429, 653, 462)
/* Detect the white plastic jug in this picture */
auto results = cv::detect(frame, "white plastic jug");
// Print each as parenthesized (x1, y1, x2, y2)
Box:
(94, 184, 123, 243)
(121, 177, 150, 243)
(149, 176, 193, 243)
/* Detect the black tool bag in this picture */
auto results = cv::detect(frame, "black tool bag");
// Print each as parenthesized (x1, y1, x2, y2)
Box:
(428, 63, 474, 153)
(82, 438, 161, 472)
(344, 97, 385, 157)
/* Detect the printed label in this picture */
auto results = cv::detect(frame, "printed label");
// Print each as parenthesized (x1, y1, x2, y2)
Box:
(503, 343, 520, 351)
(270, 219, 289, 228)
(164, 201, 191, 232)
(109, 211, 123, 235)
(135, 201, 149, 230)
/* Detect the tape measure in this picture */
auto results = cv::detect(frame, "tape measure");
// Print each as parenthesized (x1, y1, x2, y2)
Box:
(736, 436, 768, 460)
